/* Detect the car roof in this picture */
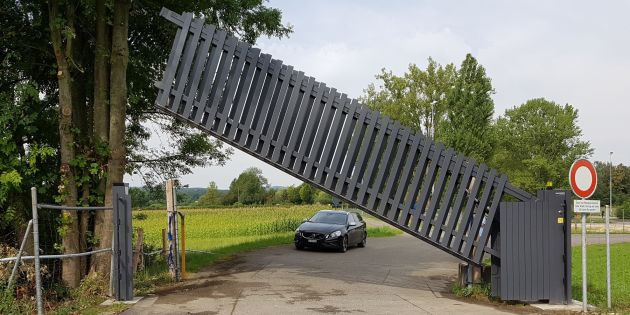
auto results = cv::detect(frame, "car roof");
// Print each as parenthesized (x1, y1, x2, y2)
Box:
(318, 209, 349, 215)
(318, 209, 362, 215)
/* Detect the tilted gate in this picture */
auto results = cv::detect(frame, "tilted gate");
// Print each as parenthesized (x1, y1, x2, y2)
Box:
(154, 8, 571, 303)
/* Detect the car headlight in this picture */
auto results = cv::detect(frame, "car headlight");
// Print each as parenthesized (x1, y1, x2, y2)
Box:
(295, 228, 300, 233)
(326, 230, 342, 239)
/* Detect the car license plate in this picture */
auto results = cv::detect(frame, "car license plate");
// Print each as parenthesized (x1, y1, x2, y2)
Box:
(308, 239, 317, 243)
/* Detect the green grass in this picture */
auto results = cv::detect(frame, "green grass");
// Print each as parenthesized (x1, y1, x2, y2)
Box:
(572, 242, 630, 311)
(132, 205, 402, 293)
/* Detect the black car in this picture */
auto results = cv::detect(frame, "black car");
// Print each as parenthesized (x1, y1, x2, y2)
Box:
(294, 210, 367, 252)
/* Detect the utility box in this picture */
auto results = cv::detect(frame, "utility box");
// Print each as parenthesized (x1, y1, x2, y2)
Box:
(491, 190, 572, 304)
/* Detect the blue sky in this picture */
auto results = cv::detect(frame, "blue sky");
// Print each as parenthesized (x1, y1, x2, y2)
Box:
(127, 0, 629, 188)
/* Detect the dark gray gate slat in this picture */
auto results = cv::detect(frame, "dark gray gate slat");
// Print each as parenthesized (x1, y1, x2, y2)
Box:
(238, 54, 272, 145)
(367, 121, 400, 211)
(172, 18, 205, 113)
(430, 154, 465, 243)
(283, 78, 316, 168)
(316, 94, 350, 185)
(260, 66, 294, 157)
(248, 59, 283, 151)
(192, 29, 227, 124)
(335, 106, 368, 194)
(380, 128, 410, 219)
(227, 48, 262, 140)
(397, 137, 432, 227)
(182, 24, 215, 119)
(345, 111, 378, 200)
(419, 148, 455, 237)
(204, 36, 238, 128)
(216, 42, 251, 133)
(461, 169, 498, 258)
(499, 202, 512, 298)
(473, 175, 507, 262)
(272, 72, 307, 163)
(356, 116, 390, 206)
(410, 143, 444, 232)
(324, 99, 358, 189)
(303, 88, 336, 179)
(387, 132, 422, 222)
(156, 12, 193, 108)
(292, 83, 326, 174)
(440, 159, 476, 247)
(451, 164, 487, 251)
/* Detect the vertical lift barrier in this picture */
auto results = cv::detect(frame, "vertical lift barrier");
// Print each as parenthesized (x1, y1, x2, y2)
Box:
(154, 8, 572, 304)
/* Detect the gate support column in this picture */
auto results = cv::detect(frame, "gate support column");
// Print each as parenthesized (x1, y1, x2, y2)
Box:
(112, 183, 133, 301)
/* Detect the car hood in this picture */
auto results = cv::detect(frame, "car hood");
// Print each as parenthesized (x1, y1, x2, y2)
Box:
(298, 222, 344, 234)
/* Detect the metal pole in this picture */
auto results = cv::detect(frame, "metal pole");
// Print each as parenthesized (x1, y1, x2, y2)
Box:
(31, 187, 44, 315)
(6, 220, 33, 294)
(581, 211, 587, 313)
(606, 152, 612, 309)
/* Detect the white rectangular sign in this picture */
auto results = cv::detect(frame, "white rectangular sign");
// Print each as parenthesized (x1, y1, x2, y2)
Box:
(574, 199, 601, 213)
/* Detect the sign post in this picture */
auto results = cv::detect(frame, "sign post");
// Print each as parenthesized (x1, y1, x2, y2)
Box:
(569, 159, 598, 312)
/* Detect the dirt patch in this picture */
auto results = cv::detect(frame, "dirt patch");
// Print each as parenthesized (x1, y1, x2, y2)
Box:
(306, 305, 366, 313)
(284, 283, 346, 304)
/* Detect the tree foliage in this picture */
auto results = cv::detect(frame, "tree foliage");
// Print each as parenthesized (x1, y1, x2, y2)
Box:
(363, 54, 494, 162)
(440, 54, 495, 161)
(224, 167, 269, 205)
(197, 181, 223, 206)
(362, 58, 455, 138)
(491, 98, 592, 192)
(591, 162, 630, 208)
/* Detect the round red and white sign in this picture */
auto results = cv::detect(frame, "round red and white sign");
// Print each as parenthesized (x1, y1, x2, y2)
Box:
(569, 159, 597, 199)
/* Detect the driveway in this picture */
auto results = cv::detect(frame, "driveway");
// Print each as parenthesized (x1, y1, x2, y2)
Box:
(124, 234, 519, 315)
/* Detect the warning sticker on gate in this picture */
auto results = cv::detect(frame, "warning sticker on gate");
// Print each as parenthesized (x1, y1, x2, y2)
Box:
(573, 199, 600, 213)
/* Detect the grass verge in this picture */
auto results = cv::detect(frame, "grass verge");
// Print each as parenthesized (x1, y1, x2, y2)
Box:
(572, 242, 630, 312)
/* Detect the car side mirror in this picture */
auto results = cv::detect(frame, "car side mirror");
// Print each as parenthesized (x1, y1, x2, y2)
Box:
(349, 221, 357, 226)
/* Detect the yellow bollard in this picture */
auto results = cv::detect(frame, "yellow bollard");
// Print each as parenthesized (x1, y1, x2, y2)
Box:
(179, 212, 186, 278)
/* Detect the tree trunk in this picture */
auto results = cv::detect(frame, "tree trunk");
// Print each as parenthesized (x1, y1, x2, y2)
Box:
(93, 0, 110, 146)
(93, 0, 130, 277)
(48, 0, 81, 289)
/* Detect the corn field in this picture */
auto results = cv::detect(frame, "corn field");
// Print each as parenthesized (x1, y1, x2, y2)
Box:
(133, 205, 326, 252)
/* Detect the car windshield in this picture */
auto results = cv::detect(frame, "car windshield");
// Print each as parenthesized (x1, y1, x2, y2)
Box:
(309, 212, 347, 225)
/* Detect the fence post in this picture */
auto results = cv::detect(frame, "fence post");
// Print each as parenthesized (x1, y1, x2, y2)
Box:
(112, 183, 133, 301)
(165, 179, 180, 281)
(31, 187, 44, 315)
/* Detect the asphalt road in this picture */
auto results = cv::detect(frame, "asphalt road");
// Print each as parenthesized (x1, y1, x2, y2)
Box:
(124, 234, 520, 315)
(571, 233, 630, 246)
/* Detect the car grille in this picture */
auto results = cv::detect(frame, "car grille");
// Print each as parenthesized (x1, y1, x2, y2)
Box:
(300, 232, 324, 240)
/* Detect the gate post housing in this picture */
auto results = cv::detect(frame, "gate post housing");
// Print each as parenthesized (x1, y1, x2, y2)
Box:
(112, 183, 134, 301)
(492, 189, 572, 304)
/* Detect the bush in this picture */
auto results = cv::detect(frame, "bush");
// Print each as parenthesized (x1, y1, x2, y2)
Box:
(451, 283, 491, 299)
(133, 212, 148, 220)
(615, 202, 630, 218)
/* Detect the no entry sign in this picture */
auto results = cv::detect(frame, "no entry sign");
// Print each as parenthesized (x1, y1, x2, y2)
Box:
(569, 159, 597, 199)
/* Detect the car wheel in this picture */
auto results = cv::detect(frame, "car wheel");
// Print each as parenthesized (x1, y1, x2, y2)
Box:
(295, 243, 304, 250)
(339, 236, 348, 253)
(357, 232, 367, 248)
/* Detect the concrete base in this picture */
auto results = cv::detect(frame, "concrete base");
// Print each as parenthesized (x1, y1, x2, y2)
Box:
(100, 296, 143, 306)
(529, 299, 596, 312)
